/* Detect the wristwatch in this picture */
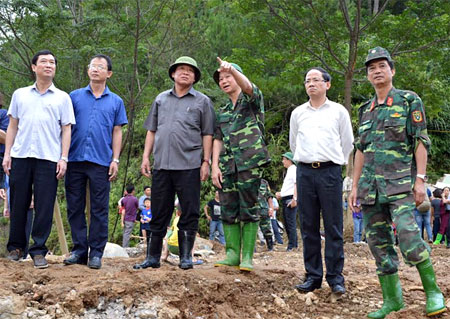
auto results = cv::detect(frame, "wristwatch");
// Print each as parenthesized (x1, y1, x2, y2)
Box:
(202, 158, 211, 165)
(60, 156, 68, 162)
(113, 158, 120, 164)
(416, 174, 428, 182)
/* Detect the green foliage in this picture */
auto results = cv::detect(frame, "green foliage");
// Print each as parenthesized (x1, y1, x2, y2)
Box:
(0, 0, 448, 253)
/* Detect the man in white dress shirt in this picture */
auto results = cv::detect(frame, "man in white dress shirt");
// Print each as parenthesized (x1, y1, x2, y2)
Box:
(290, 67, 353, 294)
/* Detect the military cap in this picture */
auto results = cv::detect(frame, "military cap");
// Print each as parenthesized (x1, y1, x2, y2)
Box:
(365, 47, 394, 66)
(213, 63, 243, 85)
(168, 56, 201, 84)
(282, 152, 296, 164)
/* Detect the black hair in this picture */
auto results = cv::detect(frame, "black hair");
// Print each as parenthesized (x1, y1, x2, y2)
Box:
(126, 184, 135, 194)
(91, 54, 112, 71)
(0, 92, 3, 108)
(433, 188, 442, 199)
(365, 59, 394, 74)
(144, 197, 151, 202)
(32, 50, 57, 66)
(305, 67, 331, 82)
(143, 185, 151, 191)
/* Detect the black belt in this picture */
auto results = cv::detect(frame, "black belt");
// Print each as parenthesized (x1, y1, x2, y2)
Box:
(299, 161, 339, 169)
(281, 195, 293, 201)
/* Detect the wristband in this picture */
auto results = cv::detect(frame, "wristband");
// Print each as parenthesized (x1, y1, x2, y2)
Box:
(60, 156, 68, 162)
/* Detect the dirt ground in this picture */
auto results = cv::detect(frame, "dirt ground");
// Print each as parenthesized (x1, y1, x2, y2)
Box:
(1, 240, 449, 319)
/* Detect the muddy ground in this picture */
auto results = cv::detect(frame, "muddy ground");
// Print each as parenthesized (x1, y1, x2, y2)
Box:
(1, 240, 449, 319)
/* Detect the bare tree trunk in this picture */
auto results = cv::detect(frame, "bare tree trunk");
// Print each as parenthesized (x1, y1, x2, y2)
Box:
(373, 0, 379, 14)
(368, 0, 372, 16)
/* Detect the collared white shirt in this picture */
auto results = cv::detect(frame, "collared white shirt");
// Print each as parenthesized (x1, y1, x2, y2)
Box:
(280, 164, 296, 197)
(289, 98, 354, 165)
(8, 83, 75, 162)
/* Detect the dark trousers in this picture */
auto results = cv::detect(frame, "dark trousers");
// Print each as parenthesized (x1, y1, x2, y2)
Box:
(432, 217, 440, 241)
(149, 169, 200, 237)
(282, 195, 298, 249)
(447, 211, 450, 243)
(271, 218, 283, 244)
(65, 162, 110, 259)
(7, 158, 58, 257)
(297, 164, 344, 286)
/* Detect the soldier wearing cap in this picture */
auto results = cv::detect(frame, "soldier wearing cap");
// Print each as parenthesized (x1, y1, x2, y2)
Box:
(135, 56, 215, 270)
(349, 47, 445, 318)
(275, 152, 298, 251)
(290, 67, 353, 295)
(212, 57, 270, 271)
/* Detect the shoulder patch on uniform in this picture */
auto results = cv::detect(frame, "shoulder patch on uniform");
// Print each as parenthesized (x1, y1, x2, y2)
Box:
(412, 110, 423, 123)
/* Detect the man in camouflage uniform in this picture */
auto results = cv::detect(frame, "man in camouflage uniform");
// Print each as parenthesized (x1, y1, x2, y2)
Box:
(349, 47, 445, 318)
(258, 179, 274, 251)
(211, 57, 270, 271)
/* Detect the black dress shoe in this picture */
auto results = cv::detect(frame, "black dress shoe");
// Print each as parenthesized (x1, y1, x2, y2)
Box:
(295, 278, 322, 292)
(88, 256, 102, 269)
(64, 253, 87, 265)
(331, 283, 346, 295)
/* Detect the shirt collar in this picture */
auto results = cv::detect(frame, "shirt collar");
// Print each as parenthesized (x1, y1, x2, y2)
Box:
(307, 97, 330, 110)
(369, 87, 396, 111)
(170, 86, 196, 98)
(86, 84, 111, 97)
(31, 82, 56, 94)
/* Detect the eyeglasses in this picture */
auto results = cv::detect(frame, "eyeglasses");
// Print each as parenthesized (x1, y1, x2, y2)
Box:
(88, 64, 107, 71)
(304, 78, 326, 85)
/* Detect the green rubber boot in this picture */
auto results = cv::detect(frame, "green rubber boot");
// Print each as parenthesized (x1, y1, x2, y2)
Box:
(214, 223, 241, 268)
(416, 259, 446, 317)
(239, 222, 259, 272)
(433, 233, 442, 245)
(367, 273, 404, 319)
(445, 235, 448, 247)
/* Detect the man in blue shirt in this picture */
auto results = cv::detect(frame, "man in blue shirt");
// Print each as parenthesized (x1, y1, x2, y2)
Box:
(64, 54, 128, 269)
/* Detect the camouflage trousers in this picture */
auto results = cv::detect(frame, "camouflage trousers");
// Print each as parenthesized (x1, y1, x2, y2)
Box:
(219, 168, 262, 224)
(259, 209, 273, 237)
(363, 193, 430, 275)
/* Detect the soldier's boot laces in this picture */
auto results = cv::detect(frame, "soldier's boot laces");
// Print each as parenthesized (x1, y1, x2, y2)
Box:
(417, 258, 446, 317)
(367, 273, 404, 319)
(239, 222, 258, 272)
(215, 223, 241, 268)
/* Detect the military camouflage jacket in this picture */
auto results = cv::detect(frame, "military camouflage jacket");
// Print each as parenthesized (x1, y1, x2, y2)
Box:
(258, 179, 273, 211)
(355, 88, 431, 205)
(215, 85, 271, 174)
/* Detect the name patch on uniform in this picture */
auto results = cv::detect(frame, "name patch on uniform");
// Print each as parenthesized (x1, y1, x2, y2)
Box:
(412, 111, 423, 123)
(386, 97, 393, 106)
(391, 112, 401, 118)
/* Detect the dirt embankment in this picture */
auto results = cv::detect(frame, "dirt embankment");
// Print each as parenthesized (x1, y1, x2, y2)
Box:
(0, 242, 449, 318)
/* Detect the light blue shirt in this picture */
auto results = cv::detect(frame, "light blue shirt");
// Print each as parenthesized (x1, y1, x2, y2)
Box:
(69, 85, 127, 167)
(8, 83, 75, 162)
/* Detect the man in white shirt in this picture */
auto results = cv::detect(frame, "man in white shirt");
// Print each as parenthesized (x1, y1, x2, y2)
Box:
(3, 50, 75, 269)
(275, 152, 297, 251)
(290, 67, 353, 294)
